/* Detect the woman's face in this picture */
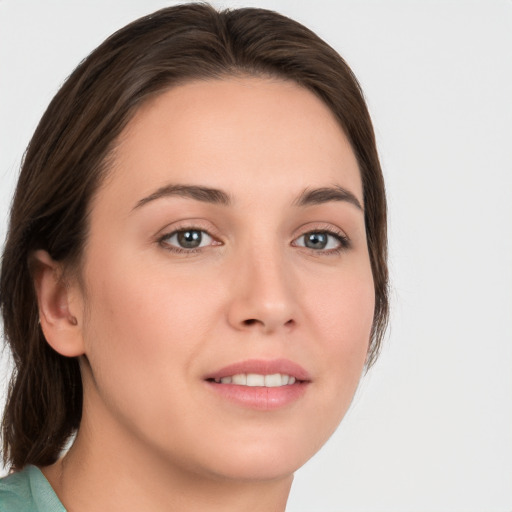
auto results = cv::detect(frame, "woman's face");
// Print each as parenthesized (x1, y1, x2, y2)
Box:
(75, 77, 374, 481)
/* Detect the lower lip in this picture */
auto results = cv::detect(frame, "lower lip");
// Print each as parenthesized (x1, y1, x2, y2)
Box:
(205, 381, 309, 410)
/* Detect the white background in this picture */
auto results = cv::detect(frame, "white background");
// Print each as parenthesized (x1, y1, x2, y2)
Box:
(1, 1, 511, 511)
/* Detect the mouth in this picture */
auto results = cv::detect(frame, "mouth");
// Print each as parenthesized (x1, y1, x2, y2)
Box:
(207, 373, 298, 387)
(204, 359, 310, 410)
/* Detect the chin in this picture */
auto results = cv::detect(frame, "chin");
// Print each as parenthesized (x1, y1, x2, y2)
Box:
(206, 452, 304, 483)
(192, 426, 330, 483)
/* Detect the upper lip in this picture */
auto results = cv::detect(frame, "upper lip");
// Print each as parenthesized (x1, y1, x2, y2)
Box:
(204, 358, 312, 382)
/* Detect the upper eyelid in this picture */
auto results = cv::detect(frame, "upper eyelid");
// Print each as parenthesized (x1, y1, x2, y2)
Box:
(157, 220, 220, 238)
(156, 221, 350, 245)
(292, 222, 349, 240)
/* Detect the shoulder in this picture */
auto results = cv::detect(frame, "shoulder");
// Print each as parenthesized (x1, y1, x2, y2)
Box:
(0, 466, 34, 512)
(0, 465, 66, 512)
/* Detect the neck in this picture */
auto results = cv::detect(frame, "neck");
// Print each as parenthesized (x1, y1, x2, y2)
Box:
(42, 394, 294, 512)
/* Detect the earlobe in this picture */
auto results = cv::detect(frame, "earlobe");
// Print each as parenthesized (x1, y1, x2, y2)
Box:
(31, 249, 85, 357)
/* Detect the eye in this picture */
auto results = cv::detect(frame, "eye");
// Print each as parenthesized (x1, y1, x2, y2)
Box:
(293, 230, 349, 252)
(160, 228, 215, 251)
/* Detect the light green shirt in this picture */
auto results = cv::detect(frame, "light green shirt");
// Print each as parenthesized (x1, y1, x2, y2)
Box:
(0, 465, 66, 512)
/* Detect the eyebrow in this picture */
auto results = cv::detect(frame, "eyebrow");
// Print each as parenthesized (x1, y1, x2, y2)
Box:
(293, 186, 363, 211)
(132, 184, 231, 210)
(132, 183, 363, 212)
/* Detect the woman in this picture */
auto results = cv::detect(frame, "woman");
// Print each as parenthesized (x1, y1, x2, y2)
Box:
(0, 3, 388, 511)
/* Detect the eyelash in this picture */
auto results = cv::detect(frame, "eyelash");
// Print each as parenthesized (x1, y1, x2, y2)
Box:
(293, 229, 351, 256)
(158, 226, 219, 254)
(158, 226, 350, 255)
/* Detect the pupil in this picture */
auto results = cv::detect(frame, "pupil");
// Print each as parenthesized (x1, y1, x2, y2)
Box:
(305, 232, 327, 249)
(177, 230, 201, 248)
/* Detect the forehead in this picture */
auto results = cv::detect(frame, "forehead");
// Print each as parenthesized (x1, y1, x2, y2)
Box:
(99, 77, 363, 210)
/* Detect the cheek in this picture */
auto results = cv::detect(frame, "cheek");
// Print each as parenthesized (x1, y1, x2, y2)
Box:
(307, 264, 375, 358)
(79, 261, 229, 458)
(302, 263, 375, 425)
(79, 253, 207, 398)
(83, 266, 208, 367)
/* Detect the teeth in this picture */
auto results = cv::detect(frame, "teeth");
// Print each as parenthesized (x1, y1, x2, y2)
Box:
(214, 373, 297, 387)
(232, 374, 247, 385)
(247, 373, 264, 386)
(265, 373, 282, 387)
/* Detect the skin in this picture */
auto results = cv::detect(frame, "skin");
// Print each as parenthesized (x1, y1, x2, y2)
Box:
(34, 77, 375, 512)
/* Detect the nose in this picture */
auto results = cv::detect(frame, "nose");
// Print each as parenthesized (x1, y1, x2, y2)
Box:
(226, 245, 297, 335)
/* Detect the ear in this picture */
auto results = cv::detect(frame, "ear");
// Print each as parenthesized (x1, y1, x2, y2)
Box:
(31, 250, 85, 357)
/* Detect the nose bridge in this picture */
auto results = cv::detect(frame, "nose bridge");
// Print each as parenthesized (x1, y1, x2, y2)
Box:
(228, 235, 296, 333)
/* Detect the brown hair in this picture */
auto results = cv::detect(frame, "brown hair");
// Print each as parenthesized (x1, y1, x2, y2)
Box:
(0, 3, 388, 470)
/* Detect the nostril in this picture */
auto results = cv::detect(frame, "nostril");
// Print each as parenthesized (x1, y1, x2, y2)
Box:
(241, 318, 295, 329)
